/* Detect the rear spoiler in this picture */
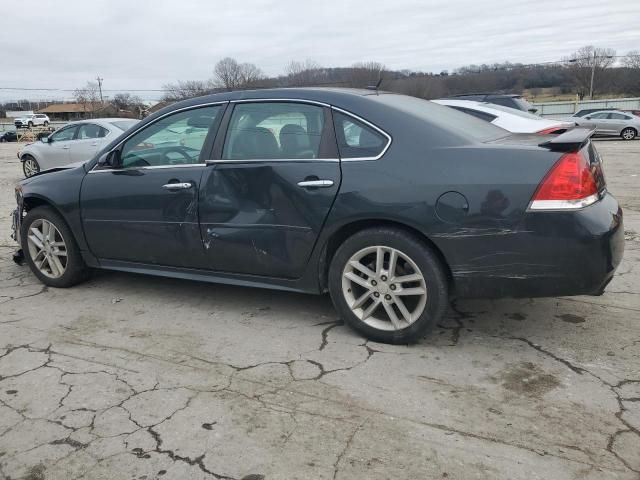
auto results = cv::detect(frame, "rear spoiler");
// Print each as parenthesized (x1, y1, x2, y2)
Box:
(538, 127, 596, 152)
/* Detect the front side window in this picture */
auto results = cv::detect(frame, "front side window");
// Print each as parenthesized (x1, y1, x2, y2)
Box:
(590, 112, 609, 119)
(333, 112, 388, 159)
(120, 105, 221, 168)
(223, 102, 325, 160)
(77, 124, 107, 139)
(51, 126, 77, 142)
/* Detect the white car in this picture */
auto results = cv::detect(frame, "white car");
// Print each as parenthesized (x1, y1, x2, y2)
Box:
(14, 113, 50, 129)
(433, 99, 574, 135)
(19, 118, 139, 177)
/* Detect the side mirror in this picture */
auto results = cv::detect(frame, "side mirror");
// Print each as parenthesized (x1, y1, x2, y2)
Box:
(97, 150, 120, 169)
(585, 116, 592, 120)
(41, 137, 49, 143)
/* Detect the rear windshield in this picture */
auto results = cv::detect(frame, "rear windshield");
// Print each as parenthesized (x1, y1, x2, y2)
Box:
(479, 102, 543, 119)
(110, 120, 139, 131)
(374, 95, 507, 142)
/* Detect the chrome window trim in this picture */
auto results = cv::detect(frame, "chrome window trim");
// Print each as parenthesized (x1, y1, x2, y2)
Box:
(90, 101, 228, 173)
(88, 163, 206, 173)
(206, 158, 339, 165)
(330, 106, 392, 161)
(230, 98, 330, 107)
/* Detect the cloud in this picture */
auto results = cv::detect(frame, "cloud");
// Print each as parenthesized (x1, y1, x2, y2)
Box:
(2, 0, 639, 101)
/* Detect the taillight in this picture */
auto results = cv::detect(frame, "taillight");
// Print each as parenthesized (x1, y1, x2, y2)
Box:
(536, 127, 566, 135)
(529, 151, 600, 210)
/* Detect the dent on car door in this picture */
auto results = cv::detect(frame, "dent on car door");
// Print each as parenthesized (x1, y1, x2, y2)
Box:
(198, 101, 341, 278)
(80, 104, 225, 267)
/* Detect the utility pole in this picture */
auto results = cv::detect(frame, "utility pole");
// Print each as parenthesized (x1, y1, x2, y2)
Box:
(96, 75, 104, 103)
(589, 50, 596, 100)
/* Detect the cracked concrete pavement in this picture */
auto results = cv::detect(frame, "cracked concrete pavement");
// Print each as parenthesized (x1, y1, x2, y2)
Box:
(0, 139, 639, 480)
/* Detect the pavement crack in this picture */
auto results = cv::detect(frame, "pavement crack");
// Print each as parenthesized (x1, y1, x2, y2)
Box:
(318, 321, 344, 351)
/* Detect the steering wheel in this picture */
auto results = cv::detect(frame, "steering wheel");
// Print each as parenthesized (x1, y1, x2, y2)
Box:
(161, 147, 194, 164)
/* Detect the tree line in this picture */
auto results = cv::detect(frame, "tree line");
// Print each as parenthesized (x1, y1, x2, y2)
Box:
(161, 46, 640, 103)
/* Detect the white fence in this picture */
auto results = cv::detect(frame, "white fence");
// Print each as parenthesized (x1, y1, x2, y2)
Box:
(533, 97, 640, 118)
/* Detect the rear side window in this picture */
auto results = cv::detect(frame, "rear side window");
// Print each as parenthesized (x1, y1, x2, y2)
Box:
(450, 106, 497, 123)
(223, 102, 325, 160)
(77, 124, 107, 139)
(333, 112, 388, 159)
(608, 113, 631, 120)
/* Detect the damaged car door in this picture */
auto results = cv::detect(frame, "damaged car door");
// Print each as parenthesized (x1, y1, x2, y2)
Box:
(198, 101, 341, 278)
(80, 104, 225, 268)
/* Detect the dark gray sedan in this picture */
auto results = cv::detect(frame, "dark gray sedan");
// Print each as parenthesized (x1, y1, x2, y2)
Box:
(11, 88, 624, 343)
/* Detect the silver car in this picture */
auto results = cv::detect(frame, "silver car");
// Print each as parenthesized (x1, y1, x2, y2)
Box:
(573, 110, 640, 140)
(19, 118, 139, 177)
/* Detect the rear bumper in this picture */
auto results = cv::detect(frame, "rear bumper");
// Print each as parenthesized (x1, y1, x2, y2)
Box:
(452, 192, 624, 298)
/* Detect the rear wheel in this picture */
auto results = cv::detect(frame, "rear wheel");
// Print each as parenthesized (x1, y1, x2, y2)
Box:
(621, 127, 636, 140)
(44, 121, 49, 127)
(22, 155, 40, 177)
(20, 206, 89, 288)
(328, 227, 448, 344)
(27, 121, 33, 128)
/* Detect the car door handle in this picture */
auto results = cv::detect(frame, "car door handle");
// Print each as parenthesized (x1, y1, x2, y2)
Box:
(162, 182, 192, 190)
(63, 146, 70, 149)
(297, 180, 334, 188)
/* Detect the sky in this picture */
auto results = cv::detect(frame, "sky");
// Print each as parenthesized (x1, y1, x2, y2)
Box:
(2, 0, 639, 102)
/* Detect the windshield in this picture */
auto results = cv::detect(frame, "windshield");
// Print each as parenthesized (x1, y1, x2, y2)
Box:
(110, 120, 139, 131)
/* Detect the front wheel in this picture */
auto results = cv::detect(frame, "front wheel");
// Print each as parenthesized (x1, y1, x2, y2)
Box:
(20, 206, 89, 288)
(328, 228, 448, 344)
(621, 128, 636, 140)
(43, 121, 49, 127)
(22, 156, 40, 177)
(27, 121, 33, 128)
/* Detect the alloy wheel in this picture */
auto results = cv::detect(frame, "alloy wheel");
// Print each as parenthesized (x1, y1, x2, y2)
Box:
(341, 245, 427, 331)
(26, 219, 68, 279)
(23, 158, 39, 177)
(622, 128, 636, 140)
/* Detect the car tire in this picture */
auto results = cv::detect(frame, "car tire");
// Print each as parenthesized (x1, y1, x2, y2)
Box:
(20, 206, 89, 288)
(621, 127, 637, 140)
(22, 155, 40, 178)
(44, 121, 49, 127)
(328, 227, 448, 344)
(27, 121, 33, 128)
(0, 138, 5, 143)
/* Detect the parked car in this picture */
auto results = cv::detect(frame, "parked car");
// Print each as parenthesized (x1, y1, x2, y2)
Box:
(572, 110, 640, 140)
(0, 131, 18, 142)
(433, 99, 573, 134)
(14, 114, 50, 129)
(441, 93, 537, 113)
(10, 89, 623, 344)
(18, 118, 139, 177)
(572, 108, 620, 118)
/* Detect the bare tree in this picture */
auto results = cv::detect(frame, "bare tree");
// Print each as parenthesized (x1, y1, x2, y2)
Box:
(73, 81, 102, 118)
(112, 93, 144, 111)
(213, 57, 264, 90)
(566, 46, 616, 99)
(162, 80, 217, 101)
(285, 59, 326, 86)
(348, 61, 386, 88)
(623, 50, 640, 69)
